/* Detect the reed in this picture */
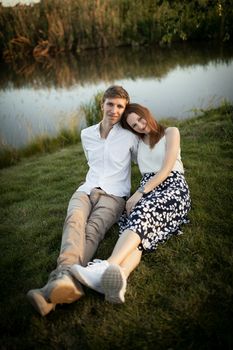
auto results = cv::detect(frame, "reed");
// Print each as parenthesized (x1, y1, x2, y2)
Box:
(80, 91, 103, 127)
(1, 0, 232, 62)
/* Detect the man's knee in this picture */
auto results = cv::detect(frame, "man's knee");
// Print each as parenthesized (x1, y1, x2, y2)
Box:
(67, 191, 90, 213)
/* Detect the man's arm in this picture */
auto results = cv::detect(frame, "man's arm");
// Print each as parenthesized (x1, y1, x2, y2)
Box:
(80, 130, 88, 161)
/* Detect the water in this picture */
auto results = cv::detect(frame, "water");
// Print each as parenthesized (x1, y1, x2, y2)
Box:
(0, 41, 233, 149)
(0, 0, 40, 6)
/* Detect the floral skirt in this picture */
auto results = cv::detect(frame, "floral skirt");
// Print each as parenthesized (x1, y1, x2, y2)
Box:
(118, 171, 191, 253)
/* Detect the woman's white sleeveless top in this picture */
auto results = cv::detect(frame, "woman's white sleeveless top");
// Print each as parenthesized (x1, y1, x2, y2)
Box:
(137, 135, 184, 174)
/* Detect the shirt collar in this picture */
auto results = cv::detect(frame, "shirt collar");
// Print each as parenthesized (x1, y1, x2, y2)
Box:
(95, 122, 121, 138)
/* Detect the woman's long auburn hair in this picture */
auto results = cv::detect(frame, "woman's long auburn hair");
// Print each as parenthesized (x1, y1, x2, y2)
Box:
(120, 103, 165, 148)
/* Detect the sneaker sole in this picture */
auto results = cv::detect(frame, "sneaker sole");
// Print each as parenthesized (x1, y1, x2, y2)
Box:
(49, 280, 84, 304)
(101, 265, 126, 304)
(27, 290, 54, 317)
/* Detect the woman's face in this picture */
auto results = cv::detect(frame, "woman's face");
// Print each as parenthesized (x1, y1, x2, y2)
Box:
(126, 112, 150, 134)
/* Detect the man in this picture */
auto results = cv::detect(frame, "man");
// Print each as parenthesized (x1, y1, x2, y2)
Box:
(27, 85, 138, 316)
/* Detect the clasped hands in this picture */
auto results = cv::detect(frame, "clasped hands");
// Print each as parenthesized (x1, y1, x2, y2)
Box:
(125, 191, 143, 216)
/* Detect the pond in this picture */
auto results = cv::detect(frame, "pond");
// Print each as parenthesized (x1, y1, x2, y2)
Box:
(0, 41, 233, 149)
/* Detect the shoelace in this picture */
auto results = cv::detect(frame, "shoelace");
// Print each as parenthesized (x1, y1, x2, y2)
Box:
(86, 259, 104, 270)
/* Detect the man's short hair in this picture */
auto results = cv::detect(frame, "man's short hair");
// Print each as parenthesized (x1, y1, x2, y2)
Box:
(102, 85, 130, 104)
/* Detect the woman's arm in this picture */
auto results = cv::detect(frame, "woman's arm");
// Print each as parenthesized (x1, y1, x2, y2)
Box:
(141, 127, 180, 193)
(126, 127, 180, 215)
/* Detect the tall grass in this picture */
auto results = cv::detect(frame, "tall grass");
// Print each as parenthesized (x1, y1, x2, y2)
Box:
(0, 103, 232, 349)
(80, 91, 103, 126)
(1, 0, 232, 62)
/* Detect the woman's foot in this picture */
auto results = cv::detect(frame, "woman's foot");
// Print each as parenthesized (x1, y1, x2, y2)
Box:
(71, 259, 109, 293)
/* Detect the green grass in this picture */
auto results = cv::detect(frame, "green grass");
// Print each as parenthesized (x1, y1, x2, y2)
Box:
(0, 103, 233, 349)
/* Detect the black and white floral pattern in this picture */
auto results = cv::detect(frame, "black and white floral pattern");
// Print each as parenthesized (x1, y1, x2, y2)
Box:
(118, 171, 191, 253)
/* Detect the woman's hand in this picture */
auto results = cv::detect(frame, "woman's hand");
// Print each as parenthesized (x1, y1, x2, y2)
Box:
(126, 191, 143, 216)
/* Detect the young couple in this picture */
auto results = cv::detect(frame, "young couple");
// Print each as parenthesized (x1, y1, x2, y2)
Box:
(27, 85, 191, 316)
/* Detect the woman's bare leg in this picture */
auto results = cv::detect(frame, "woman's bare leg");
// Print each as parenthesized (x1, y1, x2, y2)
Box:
(107, 229, 141, 266)
(102, 232, 142, 303)
(120, 248, 142, 278)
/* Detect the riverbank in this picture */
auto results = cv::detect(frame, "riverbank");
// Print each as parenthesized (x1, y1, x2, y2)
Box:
(0, 91, 103, 169)
(1, 0, 232, 62)
(0, 104, 232, 349)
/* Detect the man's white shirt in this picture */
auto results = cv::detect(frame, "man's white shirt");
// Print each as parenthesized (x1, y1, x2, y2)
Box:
(77, 122, 138, 197)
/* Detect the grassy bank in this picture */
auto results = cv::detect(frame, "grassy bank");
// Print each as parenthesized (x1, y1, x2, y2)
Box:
(0, 125, 82, 169)
(1, 0, 232, 62)
(0, 104, 233, 349)
(0, 92, 102, 169)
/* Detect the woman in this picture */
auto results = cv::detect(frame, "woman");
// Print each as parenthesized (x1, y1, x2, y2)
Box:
(71, 103, 191, 304)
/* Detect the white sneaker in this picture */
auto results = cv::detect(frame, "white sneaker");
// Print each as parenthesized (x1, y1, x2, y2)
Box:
(101, 264, 127, 304)
(71, 259, 109, 293)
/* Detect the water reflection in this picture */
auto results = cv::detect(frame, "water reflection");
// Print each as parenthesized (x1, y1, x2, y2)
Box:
(1, 42, 233, 88)
(0, 42, 233, 149)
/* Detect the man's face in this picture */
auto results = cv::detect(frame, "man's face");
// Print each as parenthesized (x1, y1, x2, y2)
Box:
(101, 97, 128, 125)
